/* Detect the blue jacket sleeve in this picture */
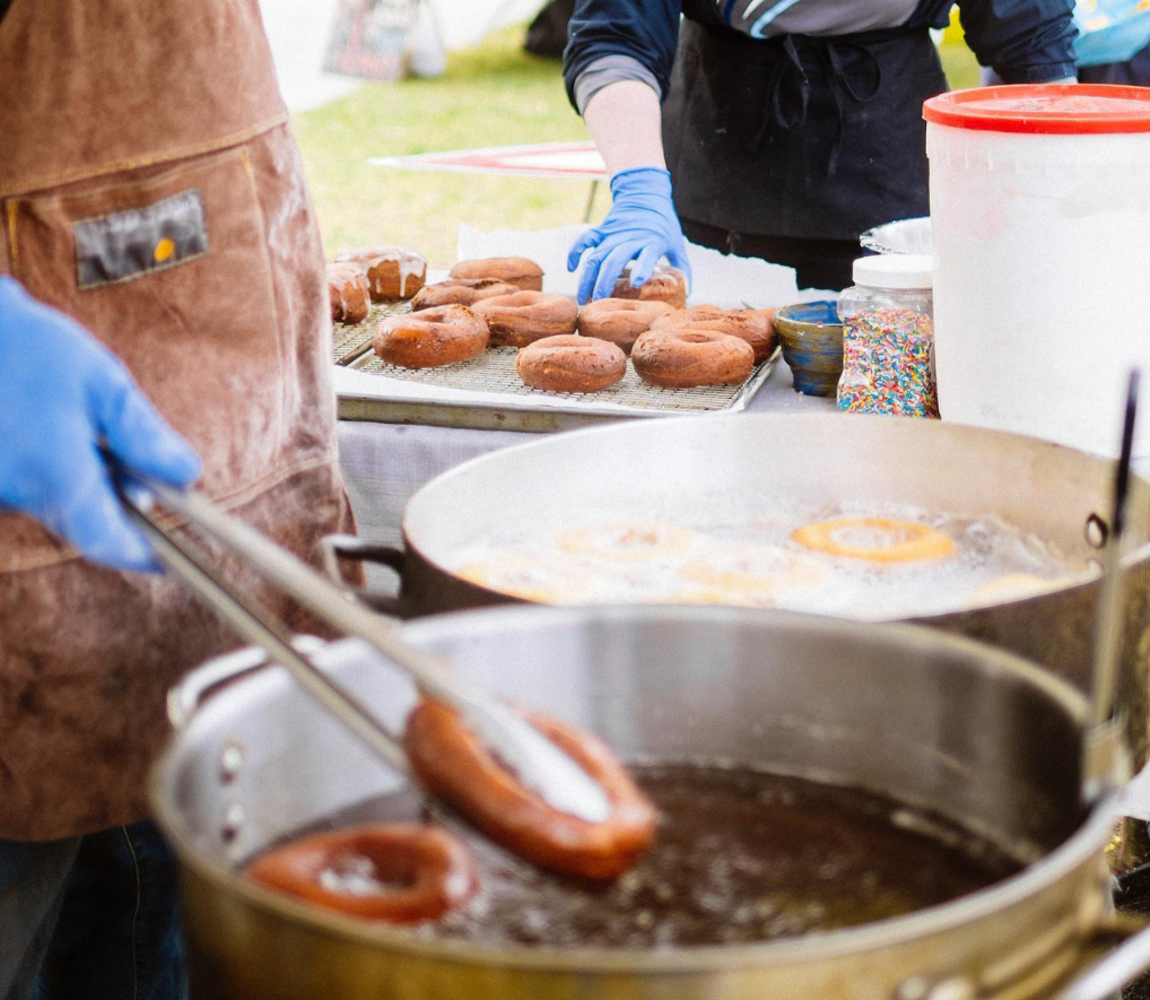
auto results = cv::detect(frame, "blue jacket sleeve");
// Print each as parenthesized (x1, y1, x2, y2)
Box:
(953, 0, 1077, 82)
(563, 0, 682, 111)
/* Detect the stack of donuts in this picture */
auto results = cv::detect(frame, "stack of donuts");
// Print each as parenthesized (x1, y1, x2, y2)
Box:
(524, 280, 775, 393)
(329, 249, 778, 392)
(328, 246, 429, 324)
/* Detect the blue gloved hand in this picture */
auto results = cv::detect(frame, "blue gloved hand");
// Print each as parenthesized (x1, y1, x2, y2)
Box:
(567, 167, 692, 304)
(0, 276, 201, 572)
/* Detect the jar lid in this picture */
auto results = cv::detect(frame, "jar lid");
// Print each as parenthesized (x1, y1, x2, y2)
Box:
(923, 84, 1150, 135)
(851, 254, 933, 290)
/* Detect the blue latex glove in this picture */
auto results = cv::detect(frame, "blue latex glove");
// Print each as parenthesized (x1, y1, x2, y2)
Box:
(567, 167, 692, 304)
(0, 276, 201, 571)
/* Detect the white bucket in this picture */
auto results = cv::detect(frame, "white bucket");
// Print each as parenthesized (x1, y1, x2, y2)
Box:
(925, 85, 1150, 457)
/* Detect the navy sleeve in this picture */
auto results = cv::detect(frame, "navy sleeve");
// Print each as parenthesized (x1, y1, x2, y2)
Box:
(952, 0, 1078, 82)
(563, 0, 682, 112)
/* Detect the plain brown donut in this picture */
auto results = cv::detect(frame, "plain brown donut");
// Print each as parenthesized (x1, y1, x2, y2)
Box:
(245, 823, 477, 923)
(411, 278, 519, 311)
(576, 298, 675, 354)
(404, 700, 660, 880)
(648, 305, 724, 329)
(610, 262, 688, 310)
(516, 335, 627, 393)
(449, 256, 544, 292)
(327, 262, 371, 325)
(631, 326, 754, 388)
(336, 247, 427, 302)
(373, 304, 489, 368)
(651, 306, 777, 363)
(472, 291, 578, 347)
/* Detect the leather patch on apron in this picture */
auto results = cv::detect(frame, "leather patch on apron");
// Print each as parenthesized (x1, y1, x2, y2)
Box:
(74, 188, 208, 289)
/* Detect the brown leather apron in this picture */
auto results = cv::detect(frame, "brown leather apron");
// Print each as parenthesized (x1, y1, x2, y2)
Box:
(0, 1, 351, 840)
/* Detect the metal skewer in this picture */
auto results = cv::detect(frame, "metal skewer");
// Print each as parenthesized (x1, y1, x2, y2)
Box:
(116, 476, 611, 824)
(1010, 371, 1150, 1000)
(1082, 368, 1139, 805)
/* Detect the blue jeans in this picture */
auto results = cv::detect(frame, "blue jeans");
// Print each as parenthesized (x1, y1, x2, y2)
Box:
(0, 821, 187, 1000)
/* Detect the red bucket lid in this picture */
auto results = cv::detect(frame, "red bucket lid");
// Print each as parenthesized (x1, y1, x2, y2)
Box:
(923, 84, 1150, 134)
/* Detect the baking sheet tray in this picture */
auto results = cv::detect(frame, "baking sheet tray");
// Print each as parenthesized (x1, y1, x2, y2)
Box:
(336, 340, 780, 432)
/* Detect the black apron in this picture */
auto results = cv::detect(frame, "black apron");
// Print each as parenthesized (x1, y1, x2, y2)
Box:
(663, 18, 949, 242)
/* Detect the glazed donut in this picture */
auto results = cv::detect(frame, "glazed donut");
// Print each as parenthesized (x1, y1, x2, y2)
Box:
(327, 262, 371, 325)
(610, 262, 688, 310)
(455, 551, 597, 603)
(576, 298, 675, 354)
(404, 700, 660, 880)
(630, 327, 754, 388)
(245, 824, 477, 923)
(472, 292, 578, 347)
(516, 335, 626, 393)
(336, 247, 427, 302)
(792, 517, 957, 564)
(557, 522, 699, 562)
(373, 304, 489, 369)
(652, 307, 777, 363)
(411, 278, 519, 311)
(449, 257, 544, 292)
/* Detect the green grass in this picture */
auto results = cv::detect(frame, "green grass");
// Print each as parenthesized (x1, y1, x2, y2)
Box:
(293, 26, 589, 269)
(940, 41, 982, 90)
(293, 26, 983, 267)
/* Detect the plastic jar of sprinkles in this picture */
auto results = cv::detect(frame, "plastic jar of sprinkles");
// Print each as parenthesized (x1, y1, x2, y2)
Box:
(836, 254, 938, 419)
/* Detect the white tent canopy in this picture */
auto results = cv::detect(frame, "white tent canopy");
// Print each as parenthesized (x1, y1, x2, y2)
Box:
(426, 0, 546, 51)
(260, 0, 550, 111)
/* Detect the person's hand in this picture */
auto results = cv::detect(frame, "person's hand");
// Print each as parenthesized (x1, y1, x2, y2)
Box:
(0, 277, 201, 571)
(567, 167, 692, 304)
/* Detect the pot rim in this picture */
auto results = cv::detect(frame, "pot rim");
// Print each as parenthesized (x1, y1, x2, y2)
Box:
(152, 606, 1121, 974)
(397, 412, 1150, 617)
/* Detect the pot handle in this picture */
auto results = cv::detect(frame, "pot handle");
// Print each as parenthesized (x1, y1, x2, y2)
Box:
(320, 534, 408, 618)
(1051, 914, 1150, 1000)
(167, 636, 328, 728)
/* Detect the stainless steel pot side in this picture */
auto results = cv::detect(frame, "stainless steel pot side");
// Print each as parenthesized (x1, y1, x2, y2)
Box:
(154, 606, 1144, 1000)
(340, 413, 1150, 768)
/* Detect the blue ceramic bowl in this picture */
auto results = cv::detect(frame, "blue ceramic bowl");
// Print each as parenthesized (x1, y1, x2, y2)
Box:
(774, 300, 844, 397)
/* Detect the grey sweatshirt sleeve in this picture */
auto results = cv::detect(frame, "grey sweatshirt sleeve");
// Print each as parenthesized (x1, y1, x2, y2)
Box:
(573, 54, 663, 114)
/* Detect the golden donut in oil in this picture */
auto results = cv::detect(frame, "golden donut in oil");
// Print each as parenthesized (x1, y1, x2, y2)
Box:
(454, 553, 595, 604)
(681, 544, 828, 593)
(791, 517, 956, 564)
(557, 523, 699, 562)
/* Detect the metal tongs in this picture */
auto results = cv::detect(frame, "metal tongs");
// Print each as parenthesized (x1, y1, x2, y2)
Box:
(116, 473, 611, 824)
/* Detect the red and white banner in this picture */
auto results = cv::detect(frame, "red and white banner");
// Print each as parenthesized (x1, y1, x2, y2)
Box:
(369, 141, 607, 180)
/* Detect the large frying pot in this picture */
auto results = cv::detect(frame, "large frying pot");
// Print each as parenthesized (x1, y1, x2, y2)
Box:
(154, 605, 1147, 1000)
(329, 413, 1150, 767)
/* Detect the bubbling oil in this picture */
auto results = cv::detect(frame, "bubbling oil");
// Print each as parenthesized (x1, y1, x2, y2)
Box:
(281, 764, 1025, 949)
(448, 501, 1090, 620)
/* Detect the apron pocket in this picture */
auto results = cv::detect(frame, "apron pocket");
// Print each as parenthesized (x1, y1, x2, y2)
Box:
(1, 145, 289, 571)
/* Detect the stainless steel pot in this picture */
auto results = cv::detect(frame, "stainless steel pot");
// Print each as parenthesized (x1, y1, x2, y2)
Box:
(326, 413, 1150, 769)
(153, 605, 1148, 1000)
